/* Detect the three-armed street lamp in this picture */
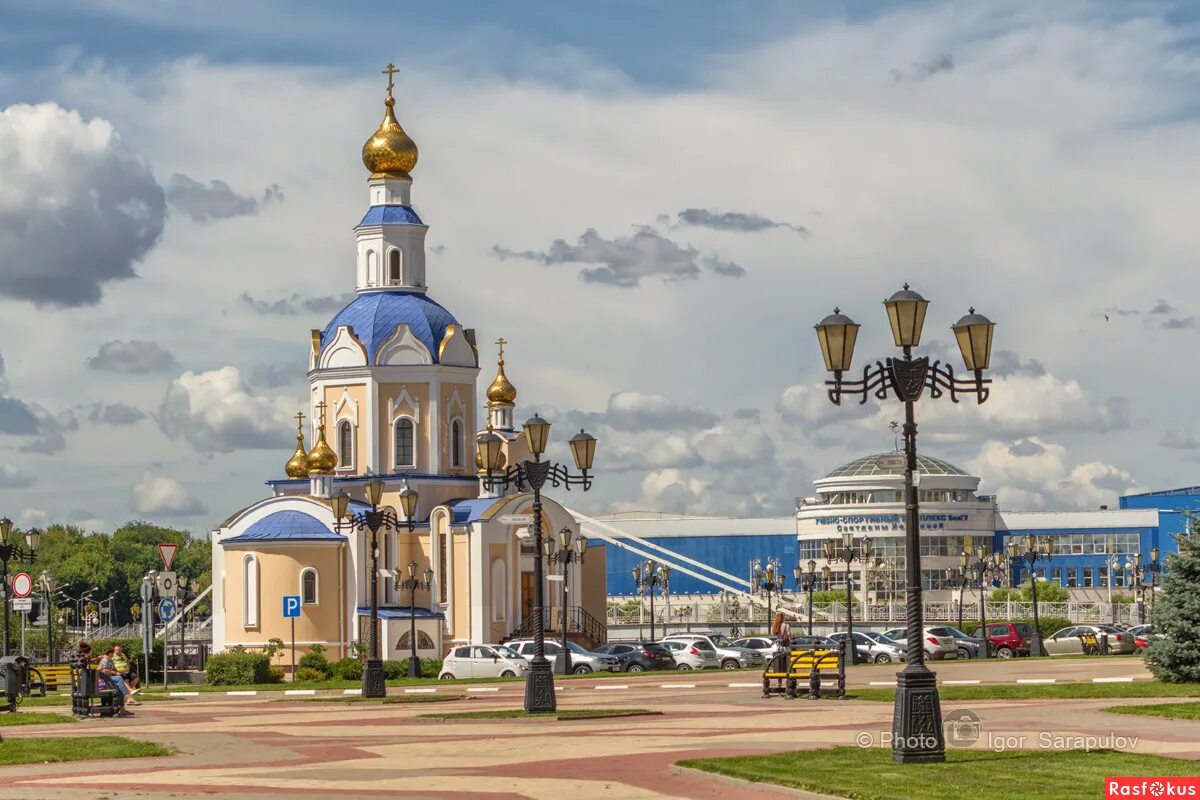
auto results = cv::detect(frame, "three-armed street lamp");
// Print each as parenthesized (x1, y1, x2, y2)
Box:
(963, 547, 1006, 658)
(1007, 535, 1052, 656)
(393, 561, 434, 677)
(1130, 548, 1161, 625)
(477, 415, 598, 714)
(545, 527, 587, 675)
(0, 519, 40, 657)
(794, 560, 821, 637)
(38, 571, 57, 662)
(823, 532, 877, 665)
(750, 557, 787, 629)
(632, 560, 670, 642)
(815, 284, 995, 764)
(332, 478, 419, 698)
(1104, 541, 1135, 626)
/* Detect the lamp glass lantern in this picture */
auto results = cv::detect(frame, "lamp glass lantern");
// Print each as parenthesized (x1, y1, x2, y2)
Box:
(574, 533, 587, 557)
(397, 481, 419, 521)
(24, 527, 40, 555)
(814, 309, 860, 373)
(883, 284, 929, 348)
(541, 536, 555, 559)
(558, 526, 573, 550)
(476, 430, 505, 472)
(952, 308, 996, 371)
(366, 478, 386, 508)
(568, 429, 597, 471)
(331, 491, 350, 520)
(1151, 547, 1160, 563)
(0, 517, 12, 545)
(523, 414, 551, 456)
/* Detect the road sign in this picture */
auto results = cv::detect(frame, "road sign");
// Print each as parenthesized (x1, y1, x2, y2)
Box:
(498, 514, 533, 525)
(282, 595, 301, 619)
(10, 572, 32, 598)
(158, 543, 178, 571)
(155, 571, 177, 597)
(158, 596, 177, 622)
(11, 598, 32, 612)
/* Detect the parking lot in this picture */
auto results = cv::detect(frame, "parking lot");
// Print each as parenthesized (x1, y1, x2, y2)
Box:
(0, 656, 1192, 800)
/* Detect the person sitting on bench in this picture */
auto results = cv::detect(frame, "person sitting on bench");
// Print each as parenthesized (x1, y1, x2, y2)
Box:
(96, 646, 136, 714)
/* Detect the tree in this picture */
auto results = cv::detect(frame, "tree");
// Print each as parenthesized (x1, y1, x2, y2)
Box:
(1145, 523, 1200, 683)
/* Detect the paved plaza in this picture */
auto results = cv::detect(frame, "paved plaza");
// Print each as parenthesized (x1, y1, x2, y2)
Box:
(0, 658, 1194, 800)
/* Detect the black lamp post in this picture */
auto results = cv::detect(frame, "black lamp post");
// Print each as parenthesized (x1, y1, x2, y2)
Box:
(632, 560, 670, 643)
(815, 284, 995, 764)
(477, 416, 598, 714)
(1135, 548, 1161, 625)
(1006, 535, 1051, 655)
(823, 532, 876, 666)
(0, 519, 40, 657)
(332, 478, 419, 698)
(964, 547, 1005, 658)
(750, 557, 787, 631)
(38, 571, 56, 663)
(545, 527, 587, 674)
(393, 560, 434, 677)
(951, 562, 970, 632)
(795, 560, 820, 637)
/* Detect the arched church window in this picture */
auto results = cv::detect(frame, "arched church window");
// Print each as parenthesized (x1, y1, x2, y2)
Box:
(394, 418, 415, 469)
(301, 568, 318, 605)
(491, 558, 506, 622)
(366, 250, 377, 286)
(396, 630, 435, 650)
(243, 554, 259, 628)
(338, 420, 354, 468)
(388, 249, 401, 284)
(450, 419, 464, 468)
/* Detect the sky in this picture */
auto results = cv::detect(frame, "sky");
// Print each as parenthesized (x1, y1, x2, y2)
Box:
(3, 1, 1200, 534)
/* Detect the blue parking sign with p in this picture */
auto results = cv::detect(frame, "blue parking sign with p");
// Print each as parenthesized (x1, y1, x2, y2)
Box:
(283, 595, 301, 618)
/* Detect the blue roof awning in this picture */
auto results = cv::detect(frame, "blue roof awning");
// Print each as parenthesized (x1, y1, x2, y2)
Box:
(356, 606, 445, 620)
(356, 204, 425, 227)
(224, 510, 343, 544)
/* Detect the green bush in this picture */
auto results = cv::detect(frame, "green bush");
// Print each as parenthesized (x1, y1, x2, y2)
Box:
(205, 652, 277, 685)
(295, 667, 327, 683)
(331, 657, 363, 681)
(383, 660, 406, 679)
(297, 651, 331, 677)
(268, 667, 285, 683)
(398, 658, 443, 679)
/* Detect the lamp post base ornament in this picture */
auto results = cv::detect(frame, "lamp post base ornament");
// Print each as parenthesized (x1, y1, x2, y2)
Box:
(892, 668, 945, 763)
(524, 660, 556, 714)
(363, 659, 386, 698)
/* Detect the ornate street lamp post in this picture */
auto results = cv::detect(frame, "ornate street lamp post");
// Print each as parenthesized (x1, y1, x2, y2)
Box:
(795, 560, 820, 637)
(38, 571, 56, 663)
(0, 519, 40, 657)
(750, 557, 787, 630)
(545, 527, 587, 674)
(823, 532, 876, 665)
(964, 548, 1005, 658)
(815, 285, 995, 764)
(332, 478, 419, 698)
(1006, 535, 1051, 656)
(1133, 548, 1161, 624)
(632, 560, 670, 643)
(393, 561, 434, 678)
(478, 416, 598, 714)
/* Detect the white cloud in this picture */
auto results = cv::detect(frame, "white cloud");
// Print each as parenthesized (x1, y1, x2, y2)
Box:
(972, 437, 1139, 511)
(131, 471, 206, 516)
(157, 366, 296, 453)
(0, 463, 36, 489)
(16, 508, 49, 528)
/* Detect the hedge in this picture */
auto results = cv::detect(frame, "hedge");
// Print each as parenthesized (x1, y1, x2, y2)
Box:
(205, 652, 280, 685)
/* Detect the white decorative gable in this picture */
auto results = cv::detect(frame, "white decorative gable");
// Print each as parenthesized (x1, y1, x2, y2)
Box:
(376, 323, 434, 366)
(438, 325, 476, 367)
(319, 327, 368, 369)
(389, 387, 421, 421)
(334, 389, 359, 425)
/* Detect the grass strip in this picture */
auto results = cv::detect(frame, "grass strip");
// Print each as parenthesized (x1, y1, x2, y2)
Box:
(0, 736, 171, 766)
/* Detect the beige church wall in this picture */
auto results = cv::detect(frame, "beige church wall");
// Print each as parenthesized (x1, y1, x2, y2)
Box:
(321, 383, 368, 474)
(393, 531, 436, 608)
(451, 532, 470, 640)
(222, 544, 346, 657)
(487, 542, 507, 643)
(374, 482, 476, 532)
(383, 618, 442, 661)
(580, 541, 607, 632)
(441, 382, 475, 476)
(376, 382, 429, 472)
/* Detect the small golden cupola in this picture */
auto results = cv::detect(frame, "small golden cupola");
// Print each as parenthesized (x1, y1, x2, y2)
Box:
(284, 412, 309, 479)
(361, 63, 419, 177)
(485, 337, 518, 431)
(306, 402, 338, 475)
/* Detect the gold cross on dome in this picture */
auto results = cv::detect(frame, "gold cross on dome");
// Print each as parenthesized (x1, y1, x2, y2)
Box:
(294, 411, 306, 431)
(495, 337, 507, 360)
(382, 63, 398, 98)
(316, 400, 328, 426)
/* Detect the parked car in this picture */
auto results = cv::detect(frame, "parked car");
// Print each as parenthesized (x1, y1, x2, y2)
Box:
(439, 644, 529, 680)
(1128, 624, 1154, 639)
(1127, 624, 1155, 654)
(591, 642, 677, 672)
(827, 631, 905, 663)
(1042, 625, 1136, 655)
(970, 622, 1034, 658)
(661, 638, 720, 670)
(662, 632, 765, 670)
(927, 626, 985, 659)
(870, 628, 956, 660)
(732, 636, 785, 659)
(505, 639, 621, 674)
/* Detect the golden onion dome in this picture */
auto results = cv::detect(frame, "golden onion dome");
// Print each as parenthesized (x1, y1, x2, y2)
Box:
(362, 96, 419, 177)
(486, 338, 517, 405)
(285, 413, 309, 479)
(306, 423, 338, 475)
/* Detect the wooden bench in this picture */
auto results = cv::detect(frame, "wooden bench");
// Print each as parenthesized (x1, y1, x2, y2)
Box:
(28, 664, 72, 694)
(762, 646, 844, 700)
(70, 666, 120, 718)
(1079, 632, 1101, 656)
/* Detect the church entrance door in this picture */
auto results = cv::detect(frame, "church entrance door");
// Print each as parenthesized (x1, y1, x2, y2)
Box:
(520, 571, 535, 623)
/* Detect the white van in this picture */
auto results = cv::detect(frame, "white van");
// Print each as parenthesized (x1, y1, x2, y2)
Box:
(439, 644, 529, 680)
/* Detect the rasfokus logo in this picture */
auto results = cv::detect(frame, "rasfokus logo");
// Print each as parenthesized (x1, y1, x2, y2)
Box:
(1107, 778, 1200, 798)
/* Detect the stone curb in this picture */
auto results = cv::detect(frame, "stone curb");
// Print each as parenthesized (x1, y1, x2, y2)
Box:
(668, 764, 842, 799)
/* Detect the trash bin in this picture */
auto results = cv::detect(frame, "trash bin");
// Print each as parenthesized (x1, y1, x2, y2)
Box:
(1, 656, 30, 710)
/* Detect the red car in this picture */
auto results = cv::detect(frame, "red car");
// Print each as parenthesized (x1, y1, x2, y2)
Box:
(972, 621, 1034, 658)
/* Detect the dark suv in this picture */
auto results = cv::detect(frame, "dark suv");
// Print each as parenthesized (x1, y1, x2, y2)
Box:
(591, 642, 676, 672)
(971, 621, 1034, 658)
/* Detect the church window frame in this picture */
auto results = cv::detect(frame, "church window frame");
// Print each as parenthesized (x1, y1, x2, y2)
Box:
(365, 249, 377, 286)
(490, 558, 506, 622)
(243, 554, 259, 628)
(449, 418, 465, 469)
(393, 416, 416, 470)
(338, 420, 355, 470)
(301, 568, 319, 605)
(388, 249, 402, 284)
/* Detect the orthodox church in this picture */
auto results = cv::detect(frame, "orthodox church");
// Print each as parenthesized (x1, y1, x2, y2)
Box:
(210, 69, 607, 665)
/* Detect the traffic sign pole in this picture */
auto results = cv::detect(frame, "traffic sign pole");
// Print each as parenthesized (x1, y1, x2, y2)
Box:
(282, 596, 301, 681)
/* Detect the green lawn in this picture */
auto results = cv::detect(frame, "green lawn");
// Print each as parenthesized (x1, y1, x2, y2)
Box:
(0, 711, 75, 726)
(680, 747, 1198, 800)
(0, 736, 171, 766)
(417, 708, 658, 721)
(846, 682, 1200, 703)
(1105, 701, 1200, 720)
